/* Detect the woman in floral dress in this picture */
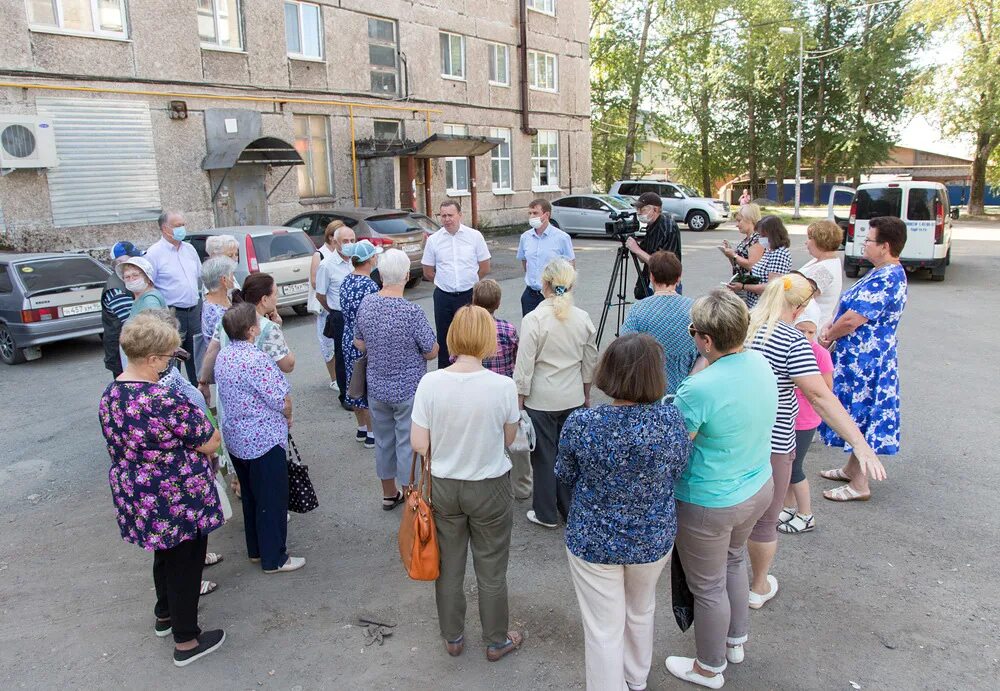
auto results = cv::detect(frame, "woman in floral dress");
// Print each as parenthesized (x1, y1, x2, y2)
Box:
(339, 240, 382, 448)
(99, 313, 226, 667)
(819, 216, 908, 502)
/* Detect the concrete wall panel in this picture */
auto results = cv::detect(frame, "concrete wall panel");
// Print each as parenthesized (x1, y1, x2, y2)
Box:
(130, 0, 203, 81)
(29, 33, 134, 78)
(201, 50, 252, 84)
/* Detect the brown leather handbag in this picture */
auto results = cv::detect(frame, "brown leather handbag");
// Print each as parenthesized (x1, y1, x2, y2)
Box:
(398, 452, 440, 581)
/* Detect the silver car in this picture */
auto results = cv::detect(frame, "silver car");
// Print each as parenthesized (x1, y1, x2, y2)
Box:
(0, 252, 110, 364)
(609, 180, 730, 231)
(550, 194, 638, 237)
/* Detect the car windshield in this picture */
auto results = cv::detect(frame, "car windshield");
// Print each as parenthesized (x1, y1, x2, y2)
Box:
(677, 183, 700, 197)
(855, 188, 903, 220)
(367, 214, 425, 235)
(251, 232, 314, 263)
(599, 195, 633, 210)
(410, 215, 440, 233)
(15, 257, 108, 295)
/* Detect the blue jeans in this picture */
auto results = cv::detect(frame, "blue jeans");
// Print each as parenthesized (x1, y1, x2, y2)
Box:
(232, 444, 289, 571)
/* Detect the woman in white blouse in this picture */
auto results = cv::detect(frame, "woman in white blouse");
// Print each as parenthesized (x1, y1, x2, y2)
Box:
(798, 219, 844, 328)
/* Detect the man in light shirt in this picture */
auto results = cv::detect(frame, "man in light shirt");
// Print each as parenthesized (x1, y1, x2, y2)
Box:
(144, 211, 203, 383)
(517, 198, 575, 316)
(315, 224, 357, 411)
(422, 200, 491, 369)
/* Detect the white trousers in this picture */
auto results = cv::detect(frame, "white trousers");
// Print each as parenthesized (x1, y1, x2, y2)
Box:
(567, 548, 670, 691)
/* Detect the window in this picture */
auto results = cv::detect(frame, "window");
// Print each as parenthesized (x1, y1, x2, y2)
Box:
(527, 0, 556, 15)
(579, 197, 609, 211)
(374, 119, 402, 143)
(443, 124, 469, 195)
(440, 32, 465, 80)
(906, 188, 941, 221)
(489, 127, 512, 193)
(0, 266, 11, 294)
(531, 130, 559, 190)
(527, 50, 558, 91)
(368, 17, 399, 95)
(488, 43, 510, 86)
(855, 188, 903, 220)
(662, 184, 685, 199)
(284, 1, 323, 60)
(552, 197, 579, 208)
(27, 0, 128, 38)
(198, 0, 242, 49)
(294, 115, 333, 198)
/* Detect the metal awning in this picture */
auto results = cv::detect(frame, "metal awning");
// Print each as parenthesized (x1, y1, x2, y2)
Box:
(201, 136, 304, 170)
(357, 134, 502, 160)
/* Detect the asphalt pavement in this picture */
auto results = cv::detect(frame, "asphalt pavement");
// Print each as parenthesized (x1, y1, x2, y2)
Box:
(1, 219, 998, 689)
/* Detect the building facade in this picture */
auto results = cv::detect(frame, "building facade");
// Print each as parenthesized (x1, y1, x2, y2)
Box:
(0, 0, 592, 252)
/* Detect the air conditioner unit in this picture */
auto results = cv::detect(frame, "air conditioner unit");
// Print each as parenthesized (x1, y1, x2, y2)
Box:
(0, 115, 58, 170)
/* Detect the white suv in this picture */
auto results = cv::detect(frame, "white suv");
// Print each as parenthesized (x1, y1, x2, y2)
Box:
(609, 180, 730, 231)
(828, 181, 953, 281)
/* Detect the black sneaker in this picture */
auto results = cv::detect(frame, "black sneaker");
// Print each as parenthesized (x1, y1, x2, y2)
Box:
(364, 435, 375, 449)
(355, 429, 367, 443)
(173, 629, 226, 667)
(154, 619, 172, 638)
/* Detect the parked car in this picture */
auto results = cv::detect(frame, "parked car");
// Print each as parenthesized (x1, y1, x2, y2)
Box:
(285, 207, 430, 288)
(187, 226, 315, 313)
(826, 181, 953, 281)
(0, 252, 110, 365)
(549, 194, 637, 237)
(609, 179, 730, 231)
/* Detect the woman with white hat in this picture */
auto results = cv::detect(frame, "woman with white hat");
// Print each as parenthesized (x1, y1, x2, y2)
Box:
(117, 257, 166, 317)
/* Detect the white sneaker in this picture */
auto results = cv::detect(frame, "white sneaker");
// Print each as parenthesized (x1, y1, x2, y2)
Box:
(526, 510, 558, 528)
(264, 556, 305, 573)
(665, 656, 724, 689)
(748, 574, 778, 610)
(726, 645, 744, 664)
(329, 381, 340, 392)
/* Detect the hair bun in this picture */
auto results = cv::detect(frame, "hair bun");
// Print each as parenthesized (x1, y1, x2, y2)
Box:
(230, 288, 245, 304)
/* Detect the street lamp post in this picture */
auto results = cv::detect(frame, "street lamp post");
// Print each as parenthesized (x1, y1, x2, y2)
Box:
(780, 27, 804, 221)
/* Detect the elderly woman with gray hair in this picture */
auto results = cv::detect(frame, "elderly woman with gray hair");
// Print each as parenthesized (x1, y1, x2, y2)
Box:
(354, 249, 438, 509)
(200, 256, 238, 352)
(206, 234, 240, 264)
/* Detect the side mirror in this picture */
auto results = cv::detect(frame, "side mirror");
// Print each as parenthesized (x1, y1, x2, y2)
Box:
(950, 207, 960, 220)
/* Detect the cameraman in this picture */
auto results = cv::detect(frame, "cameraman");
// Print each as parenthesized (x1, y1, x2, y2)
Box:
(625, 191, 682, 297)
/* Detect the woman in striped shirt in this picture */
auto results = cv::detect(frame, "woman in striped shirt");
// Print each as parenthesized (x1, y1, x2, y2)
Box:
(744, 274, 885, 611)
(727, 216, 792, 309)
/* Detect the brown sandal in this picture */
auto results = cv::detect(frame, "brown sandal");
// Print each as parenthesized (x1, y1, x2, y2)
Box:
(486, 630, 523, 661)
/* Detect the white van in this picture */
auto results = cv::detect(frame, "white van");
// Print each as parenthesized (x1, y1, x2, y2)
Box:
(827, 181, 953, 281)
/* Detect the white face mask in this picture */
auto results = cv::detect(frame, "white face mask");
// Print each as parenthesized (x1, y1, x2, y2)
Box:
(528, 217, 544, 230)
(125, 277, 147, 292)
(637, 214, 651, 224)
(759, 236, 770, 251)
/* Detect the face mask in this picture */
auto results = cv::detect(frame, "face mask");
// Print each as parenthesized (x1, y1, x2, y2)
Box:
(125, 278, 147, 292)
(171, 226, 187, 242)
(758, 236, 770, 250)
(528, 217, 543, 230)
(637, 214, 651, 224)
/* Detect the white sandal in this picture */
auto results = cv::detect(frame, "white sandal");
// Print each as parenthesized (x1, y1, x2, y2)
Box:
(200, 580, 218, 596)
(823, 485, 870, 502)
(777, 513, 814, 534)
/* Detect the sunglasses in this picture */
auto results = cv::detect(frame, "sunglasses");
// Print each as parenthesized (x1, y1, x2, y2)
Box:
(688, 322, 711, 340)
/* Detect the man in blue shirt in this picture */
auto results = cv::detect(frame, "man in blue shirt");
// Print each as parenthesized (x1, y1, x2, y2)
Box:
(516, 199, 575, 316)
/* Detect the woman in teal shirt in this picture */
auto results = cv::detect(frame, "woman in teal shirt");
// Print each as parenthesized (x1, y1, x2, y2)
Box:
(665, 289, 776, 689)
(117, 257, 167, 318)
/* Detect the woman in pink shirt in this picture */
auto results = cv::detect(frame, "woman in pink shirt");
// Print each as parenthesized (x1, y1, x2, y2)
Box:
(779, 301, 834, 534)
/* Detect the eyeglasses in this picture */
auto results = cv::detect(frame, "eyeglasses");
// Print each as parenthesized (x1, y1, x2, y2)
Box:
(863, 237, 883, 245)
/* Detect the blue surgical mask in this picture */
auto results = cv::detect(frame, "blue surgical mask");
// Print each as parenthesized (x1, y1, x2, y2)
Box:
(759, 236, 770, 250)
(171, 226, 187, 242)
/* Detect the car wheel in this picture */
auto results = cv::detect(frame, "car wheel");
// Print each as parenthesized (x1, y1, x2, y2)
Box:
(686, 211, 709, 231)
(945, 247, 951, 266)
(845, 263, 860, 278)
(292, 304, 310, 317)
(0, 324, 27, 365)
(405, 275, 422, 289)
(930, 266, 946, 282)
(549, 218, 561, 228)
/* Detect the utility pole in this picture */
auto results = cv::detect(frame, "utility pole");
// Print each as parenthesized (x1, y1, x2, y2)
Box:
(794, 31, 803, 220)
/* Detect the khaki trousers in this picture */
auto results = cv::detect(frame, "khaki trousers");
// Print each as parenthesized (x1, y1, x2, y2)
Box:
(567, 549, 670, 691)
(508, 448, 533, 499)
(433, 473, 513, 646)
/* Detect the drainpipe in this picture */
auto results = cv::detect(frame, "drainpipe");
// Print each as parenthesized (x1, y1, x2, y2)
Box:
(518, 1, 537, 136)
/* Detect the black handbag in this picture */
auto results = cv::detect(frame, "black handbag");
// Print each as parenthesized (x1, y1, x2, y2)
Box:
(671, 549, 695, 632)
(347, 354, 367, 400)
(322, 311, 337, 339)
(286, 435, 318, 514)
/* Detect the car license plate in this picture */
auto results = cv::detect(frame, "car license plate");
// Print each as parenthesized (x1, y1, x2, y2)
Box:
(402, 243, 422, 253)
(61, 302, 99, 317)
(281, 281, 308, 296)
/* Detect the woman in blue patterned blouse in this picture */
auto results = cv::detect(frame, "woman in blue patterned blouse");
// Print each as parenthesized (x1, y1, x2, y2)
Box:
(555, 333, 691, 691)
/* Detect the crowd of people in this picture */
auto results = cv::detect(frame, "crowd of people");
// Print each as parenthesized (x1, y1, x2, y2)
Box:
(98, 199, 909, 683)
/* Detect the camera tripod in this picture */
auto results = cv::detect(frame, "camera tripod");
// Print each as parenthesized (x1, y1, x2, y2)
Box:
(596, 236, 650, 346)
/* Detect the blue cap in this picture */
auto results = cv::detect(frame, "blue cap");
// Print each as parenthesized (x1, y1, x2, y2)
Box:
(343, 239, 383, 263)
(111, 241, 142, 259)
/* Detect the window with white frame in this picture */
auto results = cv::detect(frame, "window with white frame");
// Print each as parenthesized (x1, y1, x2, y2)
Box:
(443, 124, 469, 195)
(294, 115, 333, 198)
(368, 17, 399, 95)
(531, 130, 559, 190)
(488, 43, 509, 87)
(527, 0, 556, 15)
(439, 32, 465, 80)
(198, 0, 243, 50)
(374, 119, 403, 143)
(284, 1, 323, 60)
(527, 50, 558, 91)
(27, 0, 128, 38)
(489, 128, 512, 193)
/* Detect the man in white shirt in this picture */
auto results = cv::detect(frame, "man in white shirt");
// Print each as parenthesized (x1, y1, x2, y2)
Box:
(517, 198, 575, 316)
(315, 225, 357, 411)
(144, 210, 203, 383)
(421, 200, 491, 368)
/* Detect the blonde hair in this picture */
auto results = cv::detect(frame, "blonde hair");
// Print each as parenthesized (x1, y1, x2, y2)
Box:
(447, 305, 497, 360)
(737, 203, 762, 226)
(747, 273, 815, 344)
(806, 219, 843, 252)
(541, 257, 576, 320)
(119, 312, 181, 360)
(690, 289, 749, 351)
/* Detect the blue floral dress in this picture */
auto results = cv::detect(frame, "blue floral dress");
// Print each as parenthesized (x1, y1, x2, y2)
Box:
(820, 263, 907, 455)
(339, 273, 379, 409)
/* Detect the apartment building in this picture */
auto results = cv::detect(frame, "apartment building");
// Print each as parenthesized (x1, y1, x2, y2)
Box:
(0, 0, 592, 251)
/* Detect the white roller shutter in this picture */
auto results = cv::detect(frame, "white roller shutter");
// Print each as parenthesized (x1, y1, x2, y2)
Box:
(36, 97, 162, 228)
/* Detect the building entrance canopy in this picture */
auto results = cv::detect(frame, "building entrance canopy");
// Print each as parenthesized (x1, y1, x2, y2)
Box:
(201, 136, 304, 170)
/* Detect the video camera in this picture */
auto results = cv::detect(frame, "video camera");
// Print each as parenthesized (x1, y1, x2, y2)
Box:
(605, 210, 641, 237)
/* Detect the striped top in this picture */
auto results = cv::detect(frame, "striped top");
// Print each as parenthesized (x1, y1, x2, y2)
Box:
(746, 248, 792, 308)
(748, 321, 819, 453)
(101, 287, 133, 322)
